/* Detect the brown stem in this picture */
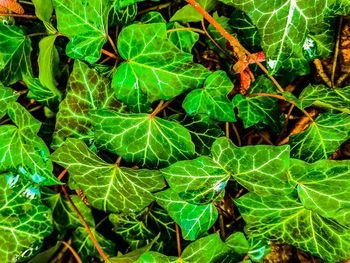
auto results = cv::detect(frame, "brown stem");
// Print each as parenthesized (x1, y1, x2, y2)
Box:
(107, 34, 118, 55)
(101, 49, 118, 60)
(61, 241, 83, 263)
(57, 169, 68, 181)
(115, 156, 122, 166)
(138, 2, 172, 15)
(231, 123, 241, 146)
(225, 122, 230, 138)
(175, 223, 182, 259)
(331, 16, 343, 87)
(0, 13, 38, 19)
(167, 27, 205, 35)
(185, 0, 285, 93)
(61, 186, 109, 261)
(150, 98, 175, 117)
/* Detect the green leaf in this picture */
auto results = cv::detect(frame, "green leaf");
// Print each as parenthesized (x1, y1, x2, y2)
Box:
(52, 0, 109, 63)
(0, 24, 31, 85)
(51, 60, 124, 149)
(236, 193, 350, 262)
(183, 70, 236, 122)
(113, 23, 209, 112)
(233, 76, 283, 131)
(219, 0, 341, 74)
(32, 0, 53, 21)
(109, 2, 137, 26)
(289, 113, 350, 162)
(167, 22, 199, 54)
(298, 84, 350, 113)
(93, 110, 195, 167)
(290, 159, 350, 227)
(0, 84, 19, 119)
(211, 137, 293, 195)
(37, 35, 62, 101)
(154, 189, 218, 241)
(170, 0, 218, 23)
(0, 102, 59, 185)
(0, 173, 52, 262)
(161, 156, 230, 204)
(141, 11, 166, 24)
(72, 226, 116, 261)
(135, 251, 178, 263)
(225, 232, 249, 255)
(51, 138, 165, 213)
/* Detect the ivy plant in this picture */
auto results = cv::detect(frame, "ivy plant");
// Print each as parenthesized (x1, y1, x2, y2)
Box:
(0, 0, 350, 262)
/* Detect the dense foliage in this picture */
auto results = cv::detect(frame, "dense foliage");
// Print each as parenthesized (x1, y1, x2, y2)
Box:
(1, 0, 350, 262)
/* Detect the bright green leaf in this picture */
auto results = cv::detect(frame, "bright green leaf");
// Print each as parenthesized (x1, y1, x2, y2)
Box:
(167, 22, 199, 53)
(135, 251, 178, 263)
(154, 189, 218, 241)
(170, 0, 218, 23)
(93, 110, 195, 167)
(51, 138, 165, 213)
(0, 84, 19, 119)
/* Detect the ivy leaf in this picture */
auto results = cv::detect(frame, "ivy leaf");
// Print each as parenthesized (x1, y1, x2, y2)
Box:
(183, 70, 236, 122)
(0, 173, 53, 262)
(161, 156, 230, 204)
(72, 226, 116, 261)
(211, 137, 293, 195)
(0, 102, 59, 185)
(236, 193, 350, 262)
(93, 110, 195, 168)
(167, 22, 199, 54)
(113, 23, 209, 112)
(51, 138, 165, 213)
(32, 0, 53, 22)
(0, 24, 31, 85)
(298, 84, 350, 113)
(52, 0, 109, 63)
(51, 60, 123, 149)
(135, 251, 178, 263)
(219, 0, 341, 74)
(0, 83, 19, 119)
(290, 159, 350, 227)
(141, 11, 166, 24)
(233, 76, 283, 131)
(170, 0, 218, 23)
(154, 189, 218, 241)
(289, 113, 350, 162)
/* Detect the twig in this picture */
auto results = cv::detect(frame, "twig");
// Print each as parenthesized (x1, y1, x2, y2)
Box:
(225, 122, 229, 138)
(107, 34, 118, 55)
(231, 123, 241, 146)
(150, 98, 175, 117)
(175, 223, 182, 259)
(101, 49, 119, 60)
(313, 59, 332, 87)
(57, 169, 68, 181)
(61, 186, 109, 261)
(0, 13, 37, 19)
(331, 16, 343, 87)
(61, 241, 83, 263)
(138, 2, 172, 15)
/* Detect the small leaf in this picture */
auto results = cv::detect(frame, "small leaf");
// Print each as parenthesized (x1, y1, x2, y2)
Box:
(170, 0, 218, 23)
(32, 0, 54, 23)
(93, 110, 195, 168)
(298, 84, 350, 113)
(167, 22, 199, 53)
(154, 189, 218, 241)
(290, 158, 350, 227)
(113, 23, 209, 112)
(183, 70, 236, 122)
(236, 193, 350, 262)
(211, 137, 293, 195)
(0, 173, 53, 262)
(51, 60, 124, 149)
(51, 138, 165, 213)
(52, 0, 109, 62)
(0, 83, 19, 119)
(289, 113, 350, 162)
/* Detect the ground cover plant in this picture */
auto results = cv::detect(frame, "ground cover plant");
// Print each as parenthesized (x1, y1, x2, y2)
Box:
(1, 0, 350, 262)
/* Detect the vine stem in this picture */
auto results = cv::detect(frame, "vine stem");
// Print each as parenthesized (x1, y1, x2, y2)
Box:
(150, 98, 175, 117)
(184, 0, 284, 93)
(331, 16, 343, 87)
(167, 27, 205, 35)
(138, 1, 172, 15)
(107, 34, 118, 55)
(175, 223, 182, 259)
(61, 241, 83, 263)
(101, 49, 118, 60)
(0, 13, 37, 19)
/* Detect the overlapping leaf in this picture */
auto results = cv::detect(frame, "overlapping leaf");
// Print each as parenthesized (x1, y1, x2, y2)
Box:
(0, 173, 52, 262)
(167, 22, 199, 54)
(109, 2, 137, 26)
(289, 113, 350, 162)
(0, 83, 19, 119)
(51, 138, 165, 213)
(112, 23, 209, 112)
(183, 70, 236, 122)
(0, 24, 31, 85)
(51, 60, 123, 149)
(170, 0, 218, 23)
(52, 0, 109, 62)
(290, 159, 350, 227)
(298, 84, 350, 113)
(236, 193, 350, 262)
(93, 110, 195, 167)
(0, 102, 58, 185)
(154, 189, 218, 240)
(211, 137, 293, 195)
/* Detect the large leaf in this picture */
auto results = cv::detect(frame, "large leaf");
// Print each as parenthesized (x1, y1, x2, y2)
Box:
(211, 137, 293, 195)
(298, 84, 350, 113)
(0, 84, 19, 119)
(112, 23, 209, 112)
(290, 159, 350, 227)
(0, 173, 52, 262)
(0, 102, 59, 185)
(161, 156, 230, 204)
(0, 24, 31, 85)
(51, 138, 165, 213)
(51, 60, 123, 149)
(182, 70, 236, 122)
(52, 0, 109, 63)
(219, 0, 342, 74)
(154, 189, 218, 241)
(289, 113, 350, 162)
(236, 193, 350, 262)
(93, 110, 195, 168)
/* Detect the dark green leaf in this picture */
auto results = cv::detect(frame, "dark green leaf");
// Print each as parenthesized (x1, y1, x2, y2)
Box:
(109, 2, 137, 26)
